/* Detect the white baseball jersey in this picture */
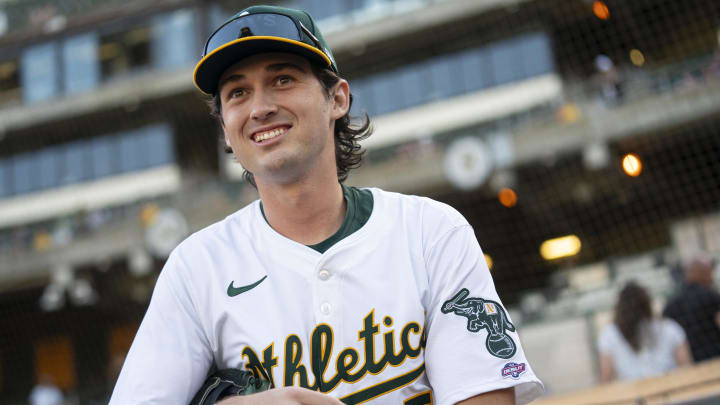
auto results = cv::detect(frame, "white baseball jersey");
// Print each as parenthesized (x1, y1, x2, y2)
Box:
(110, 188, 543, 404)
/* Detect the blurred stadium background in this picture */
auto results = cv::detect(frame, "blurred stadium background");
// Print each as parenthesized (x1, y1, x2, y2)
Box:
(1, 0, 719, 404)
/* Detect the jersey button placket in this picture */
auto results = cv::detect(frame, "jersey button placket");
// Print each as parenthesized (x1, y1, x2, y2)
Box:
(314, 259, 343, 343)
(313, 264, 340, 324)
(317, 269, 332, 316)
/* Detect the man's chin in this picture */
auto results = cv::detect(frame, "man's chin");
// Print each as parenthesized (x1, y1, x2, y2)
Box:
(253, 160, 308, 185)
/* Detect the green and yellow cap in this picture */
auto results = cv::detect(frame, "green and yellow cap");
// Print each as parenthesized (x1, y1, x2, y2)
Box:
(193, 5, 338, 95)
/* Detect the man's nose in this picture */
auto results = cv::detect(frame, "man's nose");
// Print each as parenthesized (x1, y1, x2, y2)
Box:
(250, 91, 278, 121)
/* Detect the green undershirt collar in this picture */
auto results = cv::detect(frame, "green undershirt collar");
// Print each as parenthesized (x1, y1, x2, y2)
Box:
(259, 184, 373, 253)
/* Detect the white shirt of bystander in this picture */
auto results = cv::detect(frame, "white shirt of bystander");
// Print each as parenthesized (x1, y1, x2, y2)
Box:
(598, 318, 686, 381)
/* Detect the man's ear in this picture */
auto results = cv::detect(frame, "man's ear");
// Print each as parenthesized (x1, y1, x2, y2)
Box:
(222, 125, 233, 150)
(218, 105, 229, 145)
(331, 79, 350, 120)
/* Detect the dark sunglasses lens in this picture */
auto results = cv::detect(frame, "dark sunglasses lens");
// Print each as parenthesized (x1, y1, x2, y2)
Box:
(206, 14, 301, 55)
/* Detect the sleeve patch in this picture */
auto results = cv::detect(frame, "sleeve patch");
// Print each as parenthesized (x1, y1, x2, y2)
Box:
(501, 362, 526, 379)
(441, 288, 517, 359)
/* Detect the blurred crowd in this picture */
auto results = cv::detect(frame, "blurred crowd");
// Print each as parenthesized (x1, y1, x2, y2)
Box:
(597, 253, 720, 383)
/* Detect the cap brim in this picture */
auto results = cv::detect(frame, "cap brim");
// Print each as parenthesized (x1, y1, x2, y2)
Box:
(193, 36, 332, 95)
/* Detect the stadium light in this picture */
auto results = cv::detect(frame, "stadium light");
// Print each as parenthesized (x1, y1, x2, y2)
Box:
(556, 103, 580, 124)
(498, 188, 518, 207)
(69, 279, 98, 306)
(540, 235, 582, 260)
(583, 142, 610, 170)
(622, 153, 642, 177)
(630, 49, 645, 66)
(40, 284, 65, 312)
(593, 1, 610, 20)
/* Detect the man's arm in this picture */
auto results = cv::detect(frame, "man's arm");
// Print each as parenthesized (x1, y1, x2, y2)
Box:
(422, 213, 543, 404)
(109, 252, 213, 404)
(456, 388, 514, 405)
(216, 387, 344, 405)
(216, 387, 513, 405)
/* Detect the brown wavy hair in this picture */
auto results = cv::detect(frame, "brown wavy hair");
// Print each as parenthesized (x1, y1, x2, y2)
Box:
(207, 64, 372, 187)
(614, 282, 653, 352)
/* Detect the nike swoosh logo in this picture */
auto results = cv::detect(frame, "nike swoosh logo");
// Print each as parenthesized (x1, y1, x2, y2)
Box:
(227, 275, 267, 297)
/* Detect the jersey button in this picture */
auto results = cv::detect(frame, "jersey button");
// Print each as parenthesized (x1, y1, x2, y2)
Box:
(320, 302, 332, 315)
(318, 269, 331, 281)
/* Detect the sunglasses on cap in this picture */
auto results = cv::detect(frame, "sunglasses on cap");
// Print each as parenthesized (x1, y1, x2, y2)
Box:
(202, 12, 331, 65)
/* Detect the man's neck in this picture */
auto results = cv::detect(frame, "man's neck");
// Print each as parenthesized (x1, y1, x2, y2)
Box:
(257, 177, 346, 246)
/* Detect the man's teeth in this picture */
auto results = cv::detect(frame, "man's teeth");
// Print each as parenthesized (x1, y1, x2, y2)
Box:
(255, 128, 286, 142)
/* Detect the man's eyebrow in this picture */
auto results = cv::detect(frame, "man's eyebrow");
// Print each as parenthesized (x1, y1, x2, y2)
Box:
(218, 63, 305, 91)
(218, 73, 245, 92)
(266, 62, 306, 73)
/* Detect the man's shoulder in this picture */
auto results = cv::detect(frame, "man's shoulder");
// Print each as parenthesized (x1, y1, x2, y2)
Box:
(175, 200, 260, 253)
(368, 187, 467, 225)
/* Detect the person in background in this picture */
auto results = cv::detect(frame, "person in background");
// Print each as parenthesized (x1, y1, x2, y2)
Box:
(664, 254, 720, 362)
(598, 282, 692, 382)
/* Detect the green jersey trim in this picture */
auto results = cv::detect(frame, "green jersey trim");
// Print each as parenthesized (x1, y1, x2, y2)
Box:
(259, 185, 374, 254)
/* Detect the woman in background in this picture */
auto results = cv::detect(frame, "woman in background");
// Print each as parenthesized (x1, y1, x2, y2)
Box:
(598, 282, 692, 382)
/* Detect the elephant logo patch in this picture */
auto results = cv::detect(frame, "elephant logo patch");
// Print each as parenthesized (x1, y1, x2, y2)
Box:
(441, 288, 517, 359)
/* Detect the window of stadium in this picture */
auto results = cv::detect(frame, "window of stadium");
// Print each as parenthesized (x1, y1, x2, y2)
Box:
(350, 32, 554, 117)
(20, 42, 60, 103)
(0, 123, 174, 198)
(62, 33, 100, 94)
(152, 9, 196, 70)
(0, 158, 8, 199)
(0, 56, 20, 107)
(98, 24, 152, 80)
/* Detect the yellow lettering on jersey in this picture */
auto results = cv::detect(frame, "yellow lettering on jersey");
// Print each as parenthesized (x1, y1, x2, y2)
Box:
(261, 343, 278, 387)
(241, 346, 269, 382)
(284, 334, 313, 388)
(358, 310, 382, 374)
(382, 316, 407, 366)
(401, 323, 423, 356)
(247, 310, 426, 401)
(336, 347, 363, 382)
(340, 363, 426, 404)
(403, 389, 433, 404)
(311, 324, 335, 391)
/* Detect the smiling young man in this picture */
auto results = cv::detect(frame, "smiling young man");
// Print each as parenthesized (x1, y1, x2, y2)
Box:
(109, 5, 543, 405)
(217, 52, 350, 248)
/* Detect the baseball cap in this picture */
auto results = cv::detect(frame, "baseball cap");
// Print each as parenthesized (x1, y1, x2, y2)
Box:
(193, 5, 338, 95)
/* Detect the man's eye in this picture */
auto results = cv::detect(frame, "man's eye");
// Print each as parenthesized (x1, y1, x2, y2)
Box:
(276, 76, 292, 85)
(229, 88, 246, 98)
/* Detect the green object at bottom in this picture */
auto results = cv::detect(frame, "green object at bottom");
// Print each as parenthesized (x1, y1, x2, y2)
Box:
(243, 374, 271, 394)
